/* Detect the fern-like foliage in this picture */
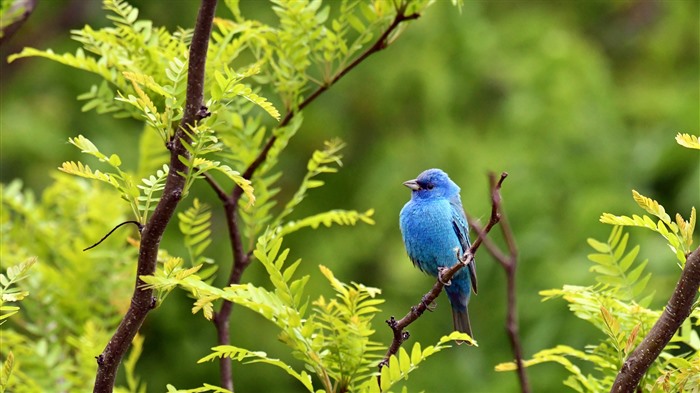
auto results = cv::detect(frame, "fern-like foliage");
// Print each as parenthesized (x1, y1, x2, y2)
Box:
(586, 226, 654, 306)
(1, 176, 141, 392)
(497, 187, 698, 392)
(600, 190, 695, 264)
(363, 332, 471, 393)
(59, 135, 141, 221)
(0, 258, 36, 325)
(210, 65, 280, 121)
(165, 383, 232, 393)
(58, 135, 179, 224)
(221, 0, 411, 110)
(274, 138, 346, 226)
(675, 132, 700, 150)
(137, 164, 168, 224)
(9, 0, 191, 121)
(199, 346, 314, 392)
(116, 71, 176, 142)
(9, 0, 279, 145)
(176, 125, 256, 203)
(277, 209, 376, 238)
(306, 265, 385, 390)
(140, 233, 462, 393)
(178, 199, 214, 266)
(240, 137, 375, 249)
(6, 0, 461, 391)
(0, 257, 36, 389)
(140, 257, 206, 308)
(237, 116, 304, 243)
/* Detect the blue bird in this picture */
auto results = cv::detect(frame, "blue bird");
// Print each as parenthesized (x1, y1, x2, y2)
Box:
(399, 168, 478, 340)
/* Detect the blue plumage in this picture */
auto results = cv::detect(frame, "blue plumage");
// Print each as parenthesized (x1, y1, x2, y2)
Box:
(399, 169, 478, 339)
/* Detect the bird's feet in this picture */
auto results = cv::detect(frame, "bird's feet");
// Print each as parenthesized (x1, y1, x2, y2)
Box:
(420, 295, 437, 311)
(437, 266, 452, 286)
(456, 248, 472, 265)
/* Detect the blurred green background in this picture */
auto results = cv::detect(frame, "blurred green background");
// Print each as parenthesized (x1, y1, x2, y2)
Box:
(1, 0, 698, 392)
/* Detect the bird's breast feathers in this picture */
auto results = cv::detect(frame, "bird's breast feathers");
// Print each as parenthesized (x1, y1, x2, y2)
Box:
(400, 199, 461, 274)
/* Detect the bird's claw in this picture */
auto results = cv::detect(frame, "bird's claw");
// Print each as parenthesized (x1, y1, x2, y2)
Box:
(456, 248, 471, 265)
(421, 295, 437, 311)
(437, 266, 452, 286)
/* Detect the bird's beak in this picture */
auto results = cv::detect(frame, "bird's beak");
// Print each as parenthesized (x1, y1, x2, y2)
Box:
(403, 179, 420, 191)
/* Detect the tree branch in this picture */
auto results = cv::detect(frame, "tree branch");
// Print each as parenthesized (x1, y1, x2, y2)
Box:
(469, 173, 530, 393)
(611, 245, 700, 392)
(379, 173, 508, 373)
(92, 1, 218, 391)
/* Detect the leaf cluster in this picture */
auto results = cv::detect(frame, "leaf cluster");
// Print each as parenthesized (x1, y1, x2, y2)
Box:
(143, 233, 465, 393)
(496, 138, 698, 392)
(0, 178, 143, 392)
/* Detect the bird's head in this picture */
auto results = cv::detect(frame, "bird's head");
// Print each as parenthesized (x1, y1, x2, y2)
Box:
(403, 168, 460, 200)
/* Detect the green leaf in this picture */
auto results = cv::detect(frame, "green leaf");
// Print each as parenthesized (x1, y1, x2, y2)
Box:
(178, 199, 214, 266)
(199, 345, 314, 392)
(587, 238, 611, 253)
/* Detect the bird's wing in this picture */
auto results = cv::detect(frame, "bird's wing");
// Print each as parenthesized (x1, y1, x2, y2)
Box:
(451, 199, 478, 295)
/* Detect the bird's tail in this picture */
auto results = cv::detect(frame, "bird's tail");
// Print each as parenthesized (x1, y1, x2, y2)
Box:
(451, 308, 474, 345)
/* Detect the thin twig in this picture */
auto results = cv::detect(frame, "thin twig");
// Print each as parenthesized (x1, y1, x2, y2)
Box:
(93, 1, 218, 391)
(469, 172, 530, 393)
(83, 220, 143, 251)
(611, 245, 700, 392)
(379, 173, 508, 374)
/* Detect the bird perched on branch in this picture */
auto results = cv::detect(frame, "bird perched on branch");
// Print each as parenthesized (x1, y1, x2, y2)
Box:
(399, 168, 478, 341)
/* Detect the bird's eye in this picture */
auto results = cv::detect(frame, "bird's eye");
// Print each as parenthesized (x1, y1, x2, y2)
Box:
(426, 183, 434, 190)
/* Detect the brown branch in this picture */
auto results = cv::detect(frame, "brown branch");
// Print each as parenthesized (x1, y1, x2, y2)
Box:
(469, 173, 530, 393)
(611, 245, 700, 392)
(210, 191, 250, 390)
(379, 173, 508, 374)
(92, 1, 218, 391)
(205, 6, 424, 390)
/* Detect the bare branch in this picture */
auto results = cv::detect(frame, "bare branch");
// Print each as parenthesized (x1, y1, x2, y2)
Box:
(611, 245, 700, 392)
(469, 172, 530, 393)
(93, 1, 218, 391)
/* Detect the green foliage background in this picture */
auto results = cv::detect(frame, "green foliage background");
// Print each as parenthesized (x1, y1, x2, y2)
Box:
(1, 0, 698, 392)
